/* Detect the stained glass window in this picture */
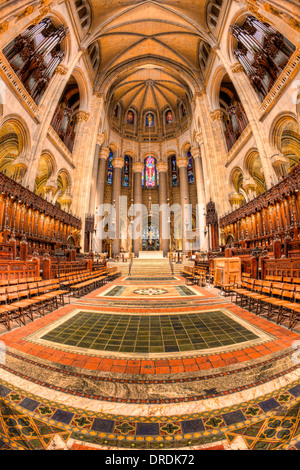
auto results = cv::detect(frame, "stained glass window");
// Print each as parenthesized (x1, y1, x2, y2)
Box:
(187, 151, 194, 184)
(156, 169, 159, 187)
(145, 156, 156, 188)
(122, 155, 129, 187)
(127, 110, 134, 124)
(106, 150, 113, 184)
(171, 155, 178, 187)
(142, 167, 145, 187)
(166, 110, 173, 124)
(146, 113, 154, 127)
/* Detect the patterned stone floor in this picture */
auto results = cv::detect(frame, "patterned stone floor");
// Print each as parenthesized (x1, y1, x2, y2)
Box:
(1, 275, 300, 450)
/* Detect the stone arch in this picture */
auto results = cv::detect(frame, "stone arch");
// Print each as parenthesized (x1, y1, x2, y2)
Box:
(244, 149, 266, 194)
(181, 142, 191, 157)
(0, 114, 31, 183)
(72, 66, 91, 112)
(109, 142, 119, 157)
(208, 65, 227, 111)
(34, 151, 57, 197)
(54, 168, 72, 209)
(269, 112, 300, 176)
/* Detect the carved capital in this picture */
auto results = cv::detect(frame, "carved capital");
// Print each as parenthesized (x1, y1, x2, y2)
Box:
(96, 133, 105, 147)
(132, 162, 144, 173)
(99, 147, 110, 160)
(93, 91, 105, 100)
(231, 62, 245, 74)
(156, 161, 168, 173)
(190, 147, 201, 159)
(176, 156, 188, 168)
(0, 21, 9, 35)
(193, 89, 206, 101)
(76, 111, 90, 122)
(112, 157, 124, 169)
(54, 64, 68, 75)
(195, 132, 204, 145)
(210, 109, 224, 121)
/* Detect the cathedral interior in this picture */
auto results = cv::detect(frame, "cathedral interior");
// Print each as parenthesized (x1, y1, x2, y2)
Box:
(0, 0, 300, 452)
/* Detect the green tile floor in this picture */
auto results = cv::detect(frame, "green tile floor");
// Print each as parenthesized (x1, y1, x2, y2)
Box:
(41, 310, 259, 354)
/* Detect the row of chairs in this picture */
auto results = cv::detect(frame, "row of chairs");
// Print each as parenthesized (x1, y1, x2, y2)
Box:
(59, 266, 121, 297)
(0, 276, 42, 287)
(0, 279, 69, 331)
(230, 276, 300, 330)
(181, 266, 210, 286)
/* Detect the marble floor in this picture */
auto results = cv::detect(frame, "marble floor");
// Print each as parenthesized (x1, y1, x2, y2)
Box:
(1, 275, 300, 450)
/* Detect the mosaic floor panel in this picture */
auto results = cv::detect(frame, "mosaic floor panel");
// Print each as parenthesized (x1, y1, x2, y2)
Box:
(1, 276, 300, 450)
(36, 309, 269, 356)
(99, 284, 202, 298)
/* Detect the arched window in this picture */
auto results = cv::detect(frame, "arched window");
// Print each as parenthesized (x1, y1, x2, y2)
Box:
(166, 110, 173, 124)
(144, 156, 156, 188)
(106, 150, 113, 184)
(146, 113, 154, 127)
(122, 155, 130, 187)
(171, 155, 178, 186)
(187, 151, 194, 183)
(127, 110, 134, 124)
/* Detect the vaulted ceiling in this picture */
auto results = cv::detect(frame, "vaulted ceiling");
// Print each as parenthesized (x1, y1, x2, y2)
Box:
(108, 66, 190, 117)
(84, 0, 214, 132)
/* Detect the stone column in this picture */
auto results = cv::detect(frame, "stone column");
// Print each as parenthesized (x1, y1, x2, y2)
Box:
(111, 156, 124, 256)
(193, 91, 231, 215)
(195, 132, 211, 201)
(132, 162, 144, 256)
(89, 133, 104, 213)
(191, 147, 207, 251)
(157, 161, 169, 255)
(94, 146, 110, 253)
(177, 156, 190, 252)
(228, 61, 278, 187)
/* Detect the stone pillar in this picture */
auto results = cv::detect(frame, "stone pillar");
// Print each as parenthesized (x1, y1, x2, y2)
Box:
(89, 133, 104, 213)
(177, 156, 190, 252)
(71, 93, 104, 250)
(228, 61, 278, 187)
(193, 91, 231, 215)
(195, 132, 211, 202)
(94, 146, 110, 253)
(111, 156, 124, 256)
(132, 162, 144, 256)
(157, 161, 169, 255)
(191, 147, 207, 251)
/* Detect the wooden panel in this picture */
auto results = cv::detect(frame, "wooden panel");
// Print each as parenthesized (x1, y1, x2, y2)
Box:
(0, 260, 39, 280)
(213, 257, 241, 286)
(262, 258, 300, 279)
